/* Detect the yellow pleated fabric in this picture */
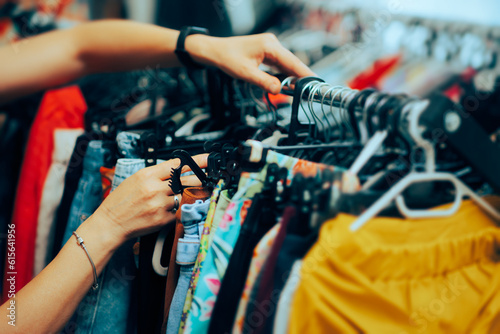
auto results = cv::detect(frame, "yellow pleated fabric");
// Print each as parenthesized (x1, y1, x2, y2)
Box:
(290, 200, 500, 334)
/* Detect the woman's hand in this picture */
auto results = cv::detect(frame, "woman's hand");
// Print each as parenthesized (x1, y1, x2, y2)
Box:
(92, 154, 208, 245)
(186, 33, 315, 95)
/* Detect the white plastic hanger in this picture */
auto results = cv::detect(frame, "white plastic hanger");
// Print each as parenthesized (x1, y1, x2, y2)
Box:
(151, 225, 170, 276)
(346, 92, 403, 176)
(350, 99, 500, 231)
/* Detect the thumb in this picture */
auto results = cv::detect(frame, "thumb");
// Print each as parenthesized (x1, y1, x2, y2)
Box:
(248, 69, 282, 94)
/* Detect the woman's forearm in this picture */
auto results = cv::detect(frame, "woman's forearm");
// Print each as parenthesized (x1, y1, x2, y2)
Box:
(0, 19, 314, 104)
(0, 214, 124, 333)
(0, 20, 205, 104)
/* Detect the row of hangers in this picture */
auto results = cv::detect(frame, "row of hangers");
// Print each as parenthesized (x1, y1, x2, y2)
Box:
(242, 76, 500, 230)
(147, 73, 500, 275)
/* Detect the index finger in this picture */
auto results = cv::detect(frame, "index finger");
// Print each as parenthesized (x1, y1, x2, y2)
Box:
(265, 44, 315, 78)
(149, 153, 209, 180)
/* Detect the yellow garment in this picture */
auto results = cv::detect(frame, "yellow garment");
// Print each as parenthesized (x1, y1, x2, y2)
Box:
(290, 200, 500, 334)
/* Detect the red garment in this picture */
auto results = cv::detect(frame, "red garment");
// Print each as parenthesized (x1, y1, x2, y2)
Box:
(3, 86, 86, 302)
(443, 68, 476, 102)
(348, 54, 402, 90)
(100, 166, 116, 200)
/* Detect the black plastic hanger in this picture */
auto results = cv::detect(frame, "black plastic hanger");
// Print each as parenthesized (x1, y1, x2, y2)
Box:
(346, 88, 377, 141)
(168, 150, 211, 194)
(286, 76, 325, 145)
(420, 93, 500, 193)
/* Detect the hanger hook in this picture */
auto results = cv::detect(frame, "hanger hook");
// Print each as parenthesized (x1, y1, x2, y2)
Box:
(406, 100, 436, 172)
(281, 76, 294, 92)
(246, 81, 271, 125)
(299, 80, 321, 138)
(321, 86, 341, 142)
(340, 90, 358, 139)
(307, 82, 329, 140)
(361, 92, 382, 143)
(323, 85, 343, 134)
(330, 87, 350, 140)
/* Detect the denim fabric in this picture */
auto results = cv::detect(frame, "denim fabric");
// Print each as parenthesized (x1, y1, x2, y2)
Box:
(64, 134, 144, 334)
(166, 200, 209, 334)
(181, 200, 210, 228)
(69, 157, 146, 334)
(116, 131, 141, 158)
(111, 159, 145, 191)
(62, 140, 110, 245)
(62, 140, 118, 334)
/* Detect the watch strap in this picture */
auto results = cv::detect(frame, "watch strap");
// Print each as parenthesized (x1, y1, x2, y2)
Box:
(175, 26, 210, 69)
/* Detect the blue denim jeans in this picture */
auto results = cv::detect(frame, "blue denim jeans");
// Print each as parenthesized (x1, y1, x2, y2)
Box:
(166, 199, 209, 334)
(62, 140, 128, 334)
(64, 135, 143, 334)
(62, 140, 110, 246)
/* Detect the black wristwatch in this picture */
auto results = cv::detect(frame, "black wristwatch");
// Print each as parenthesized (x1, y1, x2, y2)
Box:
(175, 26, 210, 69)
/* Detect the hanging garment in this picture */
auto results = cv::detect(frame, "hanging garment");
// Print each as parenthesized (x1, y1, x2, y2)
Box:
(60, 141, 123, 334)
(232, 222, 282, 334)
(244, 208, 315, 334)
(61, 141, 112, 246)
(2, 86, 86, 302)
(112, 152, 200, 334)
(244, 170, 360, 334)
(208, 198, 281, 333)
(50, 133, 91, 262)
(34, 128, 83, 276)
(290, 199, 500, 334)
(183, 197, 253, 334)
(162, 187, 212, 332)
(273, 260, 303, 334)
(182, 145, 342, 334)
(110, 156, 158, 334)
(0, 113, 32, 292)
(63, 132, 145, 334)
(179, 181, 226, 331)
(115, 159, 156, 334)
(347, 54, 402, 90)
(166, 199, 210, 334)
(100, 166, 116, 200)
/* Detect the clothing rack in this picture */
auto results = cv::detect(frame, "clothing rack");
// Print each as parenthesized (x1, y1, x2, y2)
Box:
(279, 76, 500, 193)
(279, 76, 409, 144)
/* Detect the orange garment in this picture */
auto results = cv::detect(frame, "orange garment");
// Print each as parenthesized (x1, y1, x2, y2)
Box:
(290, 200, 500, 334)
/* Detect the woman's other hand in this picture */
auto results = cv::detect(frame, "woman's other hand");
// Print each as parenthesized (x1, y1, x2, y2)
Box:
(92, 154, 208, 244)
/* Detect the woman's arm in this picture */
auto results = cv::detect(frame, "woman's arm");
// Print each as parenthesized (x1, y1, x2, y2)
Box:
(0, 19, 313, 104)
(0, 156, 207, 333)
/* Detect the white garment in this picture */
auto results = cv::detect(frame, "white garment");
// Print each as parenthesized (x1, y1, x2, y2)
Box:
(273, 260, 303, 334)
(34, 129, 83, 275)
